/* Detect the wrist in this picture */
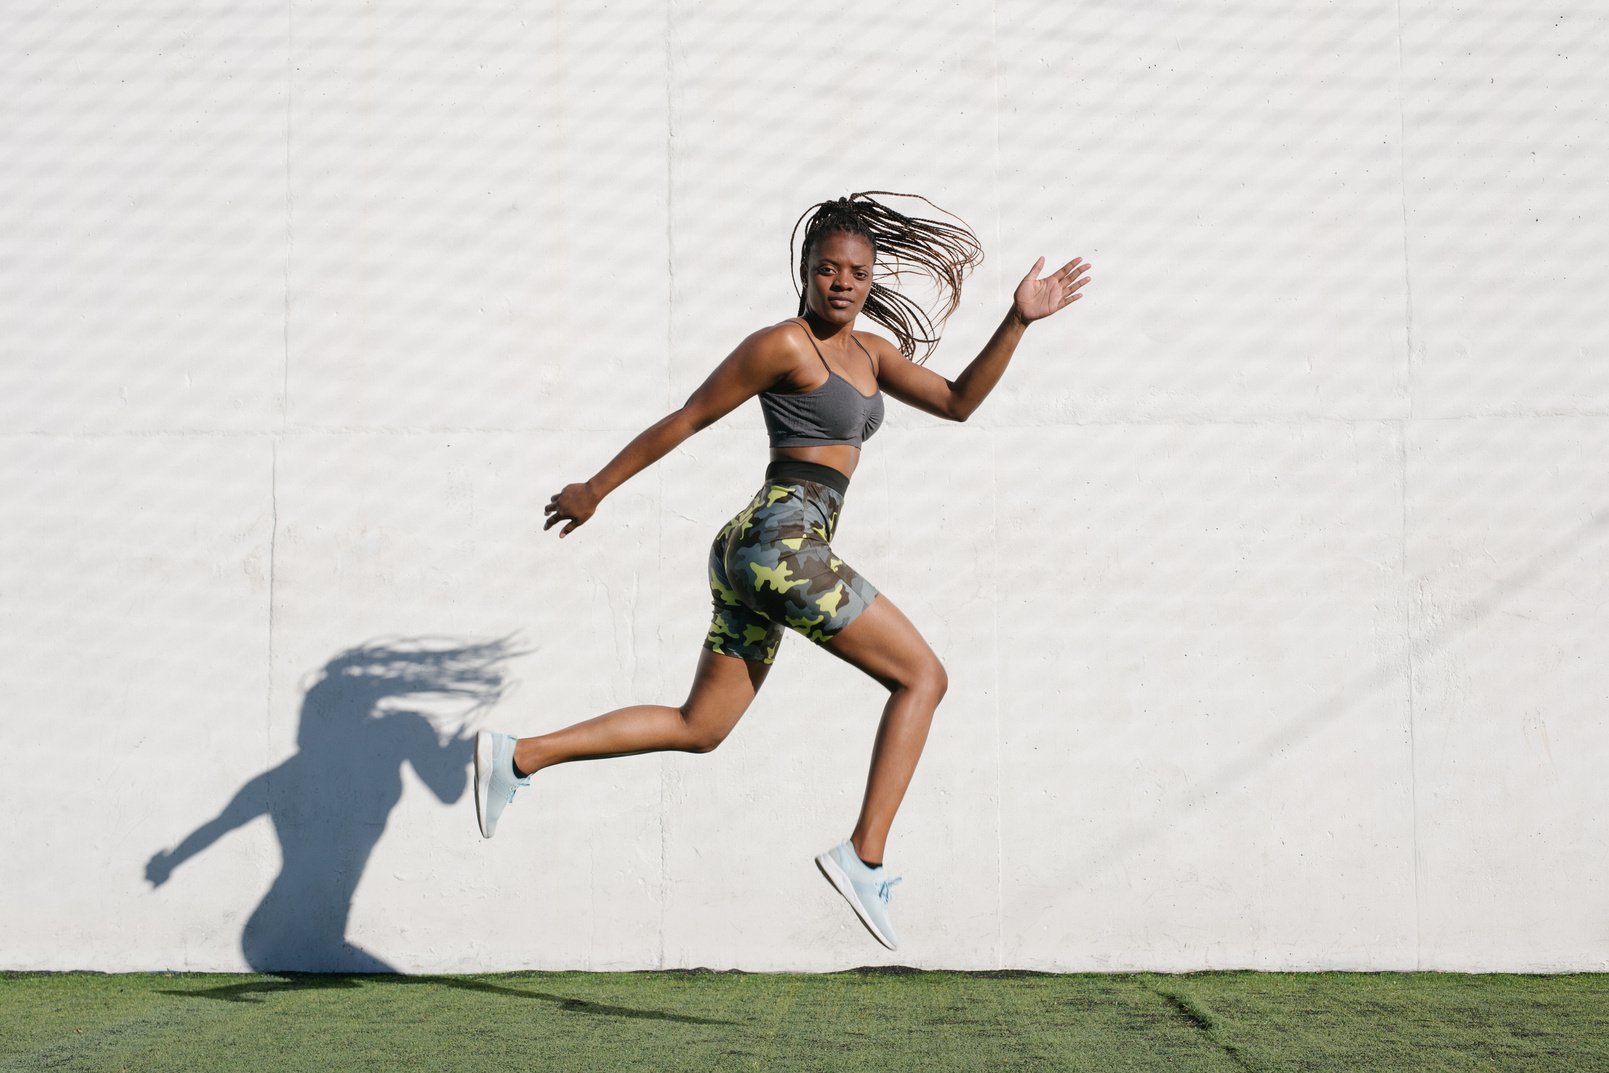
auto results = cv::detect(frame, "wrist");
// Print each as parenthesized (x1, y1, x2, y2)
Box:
(1007, 306, 1032, 329)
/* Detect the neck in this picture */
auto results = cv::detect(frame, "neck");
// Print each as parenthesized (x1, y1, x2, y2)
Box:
(801, 309, 857, 343)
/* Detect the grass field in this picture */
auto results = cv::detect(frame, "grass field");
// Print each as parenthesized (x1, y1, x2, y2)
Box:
(2, 970, 1604, 1072)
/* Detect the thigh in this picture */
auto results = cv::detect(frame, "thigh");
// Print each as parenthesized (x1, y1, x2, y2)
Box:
(681, 645, 772, 741)
(707, 509, 785, 665)
(822, 591, 945, 694)
(733, 534, 879, 646)
(724, 479, 878, 647)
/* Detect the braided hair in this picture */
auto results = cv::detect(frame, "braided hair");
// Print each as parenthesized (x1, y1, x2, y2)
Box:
(790, 191, 984, 363)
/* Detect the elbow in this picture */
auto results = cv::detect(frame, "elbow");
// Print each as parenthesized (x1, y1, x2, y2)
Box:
(944, 380, 976, 422)
(669, 407, 709, 436)
(673, 394, 729, 435)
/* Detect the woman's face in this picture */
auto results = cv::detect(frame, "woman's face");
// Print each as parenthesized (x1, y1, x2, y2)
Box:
(803, 230, 875, 326)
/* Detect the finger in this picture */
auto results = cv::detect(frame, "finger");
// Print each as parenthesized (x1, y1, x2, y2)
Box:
(544, 513, 562, 530)
(561, 520, 578, 538)
(1058, 258, 1088, 281)
(1022, 255, 1045, 283)
(1061, 279, 1090, 304)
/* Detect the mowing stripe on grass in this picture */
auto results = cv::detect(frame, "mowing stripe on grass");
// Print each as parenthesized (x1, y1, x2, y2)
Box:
(1151, 983, 1256, 1073)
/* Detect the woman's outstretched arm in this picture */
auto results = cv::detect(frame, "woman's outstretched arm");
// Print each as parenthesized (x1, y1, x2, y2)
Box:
(543, 328, 795, 537)
(876, 255, 1091, 422)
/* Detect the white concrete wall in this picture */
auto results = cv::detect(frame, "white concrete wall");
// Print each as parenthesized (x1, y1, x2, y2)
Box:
(2, 1, 1604, 972)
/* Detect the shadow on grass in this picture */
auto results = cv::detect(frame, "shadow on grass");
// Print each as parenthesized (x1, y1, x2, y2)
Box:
(843, 966, 1061, 978)
(157, 973, 737, 1025)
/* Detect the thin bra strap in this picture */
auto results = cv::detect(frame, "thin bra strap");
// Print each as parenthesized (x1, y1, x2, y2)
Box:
(797, 319, 878, 378)
(850, 333, 876, 374)
(793, 320, 832, 375)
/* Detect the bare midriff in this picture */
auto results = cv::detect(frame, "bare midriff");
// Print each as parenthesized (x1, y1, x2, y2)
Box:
(770, 445, 860, 482)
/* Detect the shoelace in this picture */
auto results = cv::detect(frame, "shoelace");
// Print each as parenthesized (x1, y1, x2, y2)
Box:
(876, 876, 903, 905)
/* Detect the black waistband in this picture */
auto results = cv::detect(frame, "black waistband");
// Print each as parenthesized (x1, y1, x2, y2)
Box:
(765, 459, 850, 497)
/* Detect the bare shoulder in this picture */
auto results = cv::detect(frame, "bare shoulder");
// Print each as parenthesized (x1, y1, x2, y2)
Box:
(680, 320, 814, 422)
(749, 317, 814, 354)
(734, 318, 817, 383)
(852, 328, 902, 374)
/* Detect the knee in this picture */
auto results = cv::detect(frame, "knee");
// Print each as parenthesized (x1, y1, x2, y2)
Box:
(895, 655, 947, 703)
(677, 708, 728, 754)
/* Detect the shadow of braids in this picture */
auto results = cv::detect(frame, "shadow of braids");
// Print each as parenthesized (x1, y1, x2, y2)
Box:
(790, 191, 984, 363)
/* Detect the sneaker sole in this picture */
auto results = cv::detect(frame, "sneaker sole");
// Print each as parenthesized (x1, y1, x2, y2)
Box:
(473, 731, 493, 839)
(815, 851, 897, 950)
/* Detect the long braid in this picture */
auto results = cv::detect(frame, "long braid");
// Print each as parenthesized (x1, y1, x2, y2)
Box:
(790, 191, 984, 363)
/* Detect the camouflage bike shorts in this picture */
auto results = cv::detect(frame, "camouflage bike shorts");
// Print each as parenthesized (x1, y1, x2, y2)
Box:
(704, 461, 880, 664)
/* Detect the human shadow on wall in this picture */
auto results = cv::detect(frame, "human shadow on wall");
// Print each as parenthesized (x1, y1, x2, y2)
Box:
(145, 635, 522, 972)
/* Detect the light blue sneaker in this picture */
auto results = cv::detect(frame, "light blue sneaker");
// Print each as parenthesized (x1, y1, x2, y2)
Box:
(815, 840, 902, 950)
(474, 730, 530, 839)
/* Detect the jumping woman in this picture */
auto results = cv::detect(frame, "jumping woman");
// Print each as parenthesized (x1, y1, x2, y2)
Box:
(475, 191, 1090, 949)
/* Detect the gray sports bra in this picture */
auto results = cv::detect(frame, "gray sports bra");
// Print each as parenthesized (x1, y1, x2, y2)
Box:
(760, 322, 886, 449)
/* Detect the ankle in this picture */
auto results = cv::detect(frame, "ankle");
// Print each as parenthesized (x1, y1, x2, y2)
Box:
(511, 740, 539, 779)
(850, 838, 883, 870)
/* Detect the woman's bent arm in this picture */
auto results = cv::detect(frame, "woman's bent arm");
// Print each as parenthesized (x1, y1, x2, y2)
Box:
(544, 327, 797, 537)
(876, 255, 1091, 422)
(545, 411, 698, 538)
(585, 409, 700, 502)
(946, 309, 1029, 422)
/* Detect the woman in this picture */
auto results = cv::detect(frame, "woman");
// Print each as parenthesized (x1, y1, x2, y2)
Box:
(476, 192, 1090, 950)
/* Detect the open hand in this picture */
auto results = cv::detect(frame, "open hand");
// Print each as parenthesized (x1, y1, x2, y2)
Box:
(1012, 256, 1091, 324)
(544, 482, 599, 538)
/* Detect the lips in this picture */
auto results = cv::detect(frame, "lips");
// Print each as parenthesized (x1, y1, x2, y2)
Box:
(828, 297, 853, 309)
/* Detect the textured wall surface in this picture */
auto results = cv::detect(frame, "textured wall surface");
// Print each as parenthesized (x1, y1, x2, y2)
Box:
(2, 1, 1605, 972)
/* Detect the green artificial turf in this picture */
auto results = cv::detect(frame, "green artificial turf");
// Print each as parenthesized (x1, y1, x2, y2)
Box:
(1, 970, 1603, 1072)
